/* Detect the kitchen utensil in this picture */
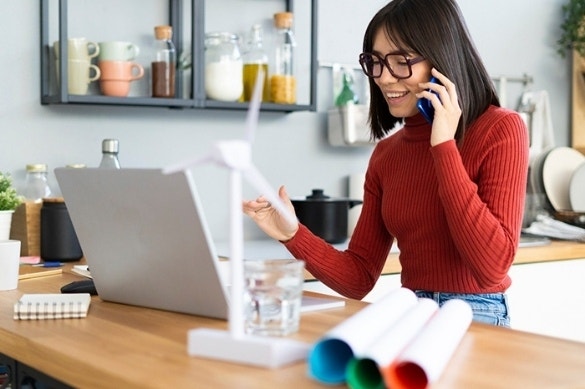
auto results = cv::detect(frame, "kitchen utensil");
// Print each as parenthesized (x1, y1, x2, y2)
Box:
(542, 147, 585, 211)
(570, 161, 585, 212)
(291, 189, 362, 244)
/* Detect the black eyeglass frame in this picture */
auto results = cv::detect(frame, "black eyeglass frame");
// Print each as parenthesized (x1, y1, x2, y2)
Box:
(358, 52, 425, 79)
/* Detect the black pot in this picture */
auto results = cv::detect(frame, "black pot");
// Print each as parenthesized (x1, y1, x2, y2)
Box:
(291, 189, 362, 244)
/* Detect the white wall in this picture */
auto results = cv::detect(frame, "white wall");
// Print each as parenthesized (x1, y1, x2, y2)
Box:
(0, 0, 571, 241)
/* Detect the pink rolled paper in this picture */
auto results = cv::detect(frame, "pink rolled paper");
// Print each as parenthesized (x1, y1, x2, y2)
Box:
(383, 299, 473, 389)
(308, 287, 418, 385)
(345, 298, 439, 389)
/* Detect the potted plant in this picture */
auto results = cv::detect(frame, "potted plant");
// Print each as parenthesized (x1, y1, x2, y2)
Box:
(558, 0, 585, 58)
(0, 171, 23, 240)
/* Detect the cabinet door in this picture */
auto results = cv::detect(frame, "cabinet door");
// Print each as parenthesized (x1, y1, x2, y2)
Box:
(507, 259, 585, 343)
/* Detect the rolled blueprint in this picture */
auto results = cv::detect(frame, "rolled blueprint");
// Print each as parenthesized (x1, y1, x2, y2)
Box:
(384, 299, 472, 389)
(345, 298, 439, 389)
(307, 287, 417, 385)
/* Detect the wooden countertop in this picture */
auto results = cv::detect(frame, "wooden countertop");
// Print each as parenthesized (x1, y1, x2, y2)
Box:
(378, 239, 585, 276)
(1, 264, 585, 388)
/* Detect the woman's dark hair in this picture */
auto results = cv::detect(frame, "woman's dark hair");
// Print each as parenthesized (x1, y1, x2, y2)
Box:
(362, 0, 499, 141)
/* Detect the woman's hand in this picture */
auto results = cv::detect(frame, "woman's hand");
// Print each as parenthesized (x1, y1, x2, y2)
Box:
(242, 185, 299, 242)
(417, 68, 462, 146)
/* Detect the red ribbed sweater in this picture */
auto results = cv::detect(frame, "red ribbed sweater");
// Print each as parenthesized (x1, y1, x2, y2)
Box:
(285, 105, 529, 299)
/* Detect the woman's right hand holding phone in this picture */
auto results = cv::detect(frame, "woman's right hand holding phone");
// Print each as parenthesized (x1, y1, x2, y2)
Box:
(417, 68, 462, 146)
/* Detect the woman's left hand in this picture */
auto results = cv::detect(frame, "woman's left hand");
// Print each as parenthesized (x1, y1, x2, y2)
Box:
(416, 68, 462, 146)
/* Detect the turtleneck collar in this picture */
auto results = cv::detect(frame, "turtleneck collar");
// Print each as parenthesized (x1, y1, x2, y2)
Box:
(402, 112, 432, 141)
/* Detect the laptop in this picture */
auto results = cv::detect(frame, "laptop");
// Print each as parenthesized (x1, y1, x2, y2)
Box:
(55, 167, 344, 320)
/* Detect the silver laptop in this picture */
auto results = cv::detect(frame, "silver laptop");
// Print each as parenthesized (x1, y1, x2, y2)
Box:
(55, 168, 344, 320)
(55, 167, 230, 319)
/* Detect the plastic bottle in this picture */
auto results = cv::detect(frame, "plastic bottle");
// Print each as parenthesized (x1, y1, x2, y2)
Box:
(24, 164, 52, 203)
(99, 139, 121, 169)
(270, 12, 296, 104)
(242, 24, 270, 102)
(151, 25, 176, 98)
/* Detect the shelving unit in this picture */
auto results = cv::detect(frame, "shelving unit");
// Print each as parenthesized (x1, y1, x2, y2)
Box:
(40, 0, 317, 113)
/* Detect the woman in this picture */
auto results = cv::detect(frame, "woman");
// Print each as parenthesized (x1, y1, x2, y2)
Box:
(243, 0, 528, 327)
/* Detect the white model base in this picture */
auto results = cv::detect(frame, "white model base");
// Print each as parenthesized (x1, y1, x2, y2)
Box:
(187, 328, 311, 369)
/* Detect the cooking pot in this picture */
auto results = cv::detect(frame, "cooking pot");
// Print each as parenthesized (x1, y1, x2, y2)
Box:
(291, 189, 362, 244)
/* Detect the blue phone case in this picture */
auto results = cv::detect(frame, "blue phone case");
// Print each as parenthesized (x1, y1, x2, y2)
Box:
(416, 77, 440, 124)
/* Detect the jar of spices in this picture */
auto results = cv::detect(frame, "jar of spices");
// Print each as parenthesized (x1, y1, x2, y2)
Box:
(205, 32, 243, 101)
(270, 12, 297, 104)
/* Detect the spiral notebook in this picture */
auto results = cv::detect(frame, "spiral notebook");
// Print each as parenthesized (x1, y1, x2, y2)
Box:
(13, 293, 91, 320)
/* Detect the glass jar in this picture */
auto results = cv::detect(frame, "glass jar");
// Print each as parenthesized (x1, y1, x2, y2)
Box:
(271, 12, 297, 104)
(205, 32, 243, 102)
(24, 164, 52, 203)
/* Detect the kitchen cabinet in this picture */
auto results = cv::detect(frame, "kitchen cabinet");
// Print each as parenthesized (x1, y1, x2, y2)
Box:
(572, 50, 585, 153)
(40, 0, 317, 113)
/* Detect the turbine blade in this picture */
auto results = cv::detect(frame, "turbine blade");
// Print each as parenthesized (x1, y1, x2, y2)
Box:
(244, 68, 265, 144)
(243, 164, 297, 226)
(162, 154, 215, 175)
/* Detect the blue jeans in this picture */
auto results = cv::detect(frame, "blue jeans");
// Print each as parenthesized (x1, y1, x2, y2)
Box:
(414, 291, 510, 327)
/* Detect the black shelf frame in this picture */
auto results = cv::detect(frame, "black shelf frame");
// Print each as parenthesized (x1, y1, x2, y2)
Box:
(40, 0, 317, 113)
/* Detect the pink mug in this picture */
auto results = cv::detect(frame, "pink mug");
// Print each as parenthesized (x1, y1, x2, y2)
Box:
(98, 60, 144, 97)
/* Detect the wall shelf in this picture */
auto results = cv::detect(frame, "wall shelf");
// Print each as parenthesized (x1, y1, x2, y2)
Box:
(39, 0, 317, 113)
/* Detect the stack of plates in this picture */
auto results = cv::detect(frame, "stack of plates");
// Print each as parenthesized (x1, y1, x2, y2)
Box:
(533, 146, 585, 213)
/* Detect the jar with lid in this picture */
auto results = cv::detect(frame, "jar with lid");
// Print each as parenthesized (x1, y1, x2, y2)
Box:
(242, 24, 270, 102)
(205, 32, 243, 102)
(24, 164, 52, 203)
(270, 12, 296, 104)
(152, 25, 176, 98)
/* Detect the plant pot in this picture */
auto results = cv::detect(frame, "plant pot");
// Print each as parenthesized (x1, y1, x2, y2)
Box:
(291, 189, 362, 244)
(0, 210, 15, 240)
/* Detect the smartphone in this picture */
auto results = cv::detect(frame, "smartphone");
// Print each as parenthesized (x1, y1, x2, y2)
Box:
(416, 76, 440, 124)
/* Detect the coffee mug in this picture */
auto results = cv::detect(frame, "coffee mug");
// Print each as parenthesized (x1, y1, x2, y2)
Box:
(98, 41, 140, 61)
(53, 38, 100, 61)
(56, 59, 101, 95)
(98, 60, 144, 97)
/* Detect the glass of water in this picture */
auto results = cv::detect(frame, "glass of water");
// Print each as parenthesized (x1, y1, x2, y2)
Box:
(243, 259, 305, 336)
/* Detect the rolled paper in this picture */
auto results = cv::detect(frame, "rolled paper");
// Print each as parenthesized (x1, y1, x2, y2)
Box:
(346, 298, 439, 389)
(307, 287, 417, 385)
(384, 299, 473, 389)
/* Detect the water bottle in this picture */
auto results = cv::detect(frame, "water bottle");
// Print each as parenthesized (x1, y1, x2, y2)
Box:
(99, 139, 121, 169)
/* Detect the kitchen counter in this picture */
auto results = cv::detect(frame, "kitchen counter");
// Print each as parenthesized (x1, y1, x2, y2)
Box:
(1, 267, 585, 387)
(217, 238, 585, 279)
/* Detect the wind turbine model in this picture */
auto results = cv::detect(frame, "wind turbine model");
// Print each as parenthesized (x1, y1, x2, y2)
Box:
(163, 71, 310, 368)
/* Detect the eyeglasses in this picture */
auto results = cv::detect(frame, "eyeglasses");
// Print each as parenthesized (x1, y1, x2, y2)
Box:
(358, 52, 425, 79)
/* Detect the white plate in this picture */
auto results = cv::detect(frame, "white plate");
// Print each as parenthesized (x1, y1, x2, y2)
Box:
(570, 162, 585, 212)
(542, 147, 585, 211)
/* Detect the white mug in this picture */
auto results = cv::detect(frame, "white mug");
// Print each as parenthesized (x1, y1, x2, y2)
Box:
(0, 240, 21, 291)
(53, 38, 100, 61)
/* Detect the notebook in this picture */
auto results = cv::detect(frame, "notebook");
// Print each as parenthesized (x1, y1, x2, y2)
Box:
(14, 293, 91, 320)
(55, 168, 344, 320)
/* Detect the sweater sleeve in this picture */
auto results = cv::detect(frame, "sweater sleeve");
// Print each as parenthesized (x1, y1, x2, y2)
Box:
(431, 111, 529, 288)
(283, 161, 393, 300)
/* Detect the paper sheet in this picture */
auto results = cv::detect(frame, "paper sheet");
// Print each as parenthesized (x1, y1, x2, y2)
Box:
(345, 298, 439, 389)
(307, 287, 417, 384)
(385, 299, 472, 389)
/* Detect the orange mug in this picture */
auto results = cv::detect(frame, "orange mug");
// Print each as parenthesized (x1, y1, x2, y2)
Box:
(98, 60, 144, 97)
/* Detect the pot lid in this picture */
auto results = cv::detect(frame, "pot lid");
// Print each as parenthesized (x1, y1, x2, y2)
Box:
(292, 189, 362, 204)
